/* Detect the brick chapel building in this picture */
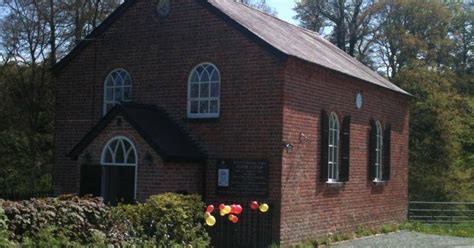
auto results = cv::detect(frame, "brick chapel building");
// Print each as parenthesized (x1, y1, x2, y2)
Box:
(53, 0, 411, 245)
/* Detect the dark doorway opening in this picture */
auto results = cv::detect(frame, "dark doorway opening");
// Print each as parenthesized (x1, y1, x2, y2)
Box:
(102, 165, 136, 205)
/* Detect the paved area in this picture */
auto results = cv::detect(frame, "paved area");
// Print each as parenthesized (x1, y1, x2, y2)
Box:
(332, 231, 474, 248)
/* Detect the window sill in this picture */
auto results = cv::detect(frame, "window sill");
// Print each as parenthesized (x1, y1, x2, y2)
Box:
(184, 117, 220, 123)
(326, 181, 344, 187)
(372, 179, 386, 185)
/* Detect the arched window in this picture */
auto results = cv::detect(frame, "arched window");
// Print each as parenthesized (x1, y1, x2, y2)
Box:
(101, 136, 137, 166)
(375, 121, 383, 180)
(328, 112, 339, 181)
(103, 69, 132, 115)
(187, 63, 221, 118)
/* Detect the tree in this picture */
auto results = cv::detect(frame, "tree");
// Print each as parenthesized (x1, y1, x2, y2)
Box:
(293, 0, 378, 60)
(372, 0, 454, 79)
(396, 68, 474, 201)
(0, 0, 120, 192)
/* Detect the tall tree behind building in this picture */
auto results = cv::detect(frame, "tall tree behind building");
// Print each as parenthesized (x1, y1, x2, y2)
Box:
(293, 0, 378, 63)
(0, 0, 121, 192)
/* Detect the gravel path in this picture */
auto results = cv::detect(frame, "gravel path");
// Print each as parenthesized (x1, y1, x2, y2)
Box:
(332, 231, 474, 248)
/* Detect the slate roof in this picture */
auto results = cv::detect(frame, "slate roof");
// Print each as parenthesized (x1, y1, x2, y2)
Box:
(69, 102, 207, 162)
(54, 0, 409, 96)
(207, 0, 409, 95)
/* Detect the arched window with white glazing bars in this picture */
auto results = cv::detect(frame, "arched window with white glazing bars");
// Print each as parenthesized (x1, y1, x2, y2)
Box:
(103, 69, 132, 115)
(101, 136, 137, 166)
(187, 63, 221, 118)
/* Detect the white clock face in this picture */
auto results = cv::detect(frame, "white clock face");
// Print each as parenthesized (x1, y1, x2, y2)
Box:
(356, 93, 363, 110)
(157, 0, 170, 17)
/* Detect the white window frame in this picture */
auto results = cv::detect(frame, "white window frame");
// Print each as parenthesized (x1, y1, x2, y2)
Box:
(374, 121, 383, 181)
(101, 136, 138, 166)
(327, 112, 339, 182)
(187, 63, 221, 119)
(103, 68, 133, 115)
(100, 136, 138, 200)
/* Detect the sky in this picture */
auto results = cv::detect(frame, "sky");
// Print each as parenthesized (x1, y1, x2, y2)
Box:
(266, 0, 299, 25)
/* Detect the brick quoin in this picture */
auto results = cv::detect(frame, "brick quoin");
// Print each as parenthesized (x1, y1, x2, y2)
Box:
(53, 0, 410, 245)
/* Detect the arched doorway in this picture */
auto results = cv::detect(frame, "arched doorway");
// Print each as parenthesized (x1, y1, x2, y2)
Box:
(101, 136, 137, 204)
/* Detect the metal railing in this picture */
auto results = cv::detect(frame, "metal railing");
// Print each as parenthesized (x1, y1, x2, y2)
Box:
(408, 201, 474, 225)
(206, 201, 273, 248)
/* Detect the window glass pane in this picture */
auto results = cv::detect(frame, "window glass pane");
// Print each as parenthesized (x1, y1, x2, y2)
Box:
(104, 149, 113, 163)
(123, 76, 132, 86)
(115, 87, 123, 101)
(110, 140, 118, 149)
(190, 101, 199, 114)
(210, 70, 219, 82)
(115, 142, 125, 163)
(201, 71, 210, 82)
(199, 101, 209, 113)
(127, 150, 136, 164)
(190, 84, 199, 98)
(123, 87, 132, 101)
(190, 71, 199, 83)
(123, 140, 131, 151)
(200, 83, 209, 97)
(119, 70, 128, 79)
(210, 100, 218, 113)
(196, 65, 204, 74)
(211, 83, 220, 97)
(105, 87, 114, 101)
(205, 65, 214, 74)
(111, 71, 119, 81)
(115, 75, 123, 87)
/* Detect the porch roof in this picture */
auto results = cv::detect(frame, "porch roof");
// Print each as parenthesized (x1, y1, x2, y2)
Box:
(68, 102, 207, 162)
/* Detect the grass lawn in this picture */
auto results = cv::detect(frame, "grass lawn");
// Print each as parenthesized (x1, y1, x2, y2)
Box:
(401, 222, 474, 238)
(286, 222, 474, 247)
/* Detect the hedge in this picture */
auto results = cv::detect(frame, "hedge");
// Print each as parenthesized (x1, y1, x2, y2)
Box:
(111, 193, 210, 247)
(0, 193, 209, 247)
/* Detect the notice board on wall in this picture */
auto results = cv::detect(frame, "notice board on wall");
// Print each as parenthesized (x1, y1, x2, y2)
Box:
(216, 160, 269, 197)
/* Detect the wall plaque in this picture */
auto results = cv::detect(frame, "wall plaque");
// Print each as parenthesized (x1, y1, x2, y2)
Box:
(216, 160, 269, 197)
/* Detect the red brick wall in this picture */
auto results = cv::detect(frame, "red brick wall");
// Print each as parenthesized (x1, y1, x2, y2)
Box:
(77, 115, 202, 201)
(280, 58, 410, 245)
(54, 0, 284, 241)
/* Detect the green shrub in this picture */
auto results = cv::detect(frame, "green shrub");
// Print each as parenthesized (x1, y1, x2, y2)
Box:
(0, 206, 15, 247)
(1, 195, 108, 244)
(355, 225, 374, 237)
(110, 193, 210, 247)
(20, 226, 82, 248)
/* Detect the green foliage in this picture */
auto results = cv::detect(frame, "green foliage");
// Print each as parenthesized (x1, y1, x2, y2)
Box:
(20, 226, 82, 248)
(0, 0, 122, 194)
(0, 194, 209, 246)
(396, 68, 474, 201)
(1, 195, 108, 244)
(355, 225, 375, 237)
(0, 206, 15, 247)
(401, 222, 474, 238)
(110, 193, 210, 247)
